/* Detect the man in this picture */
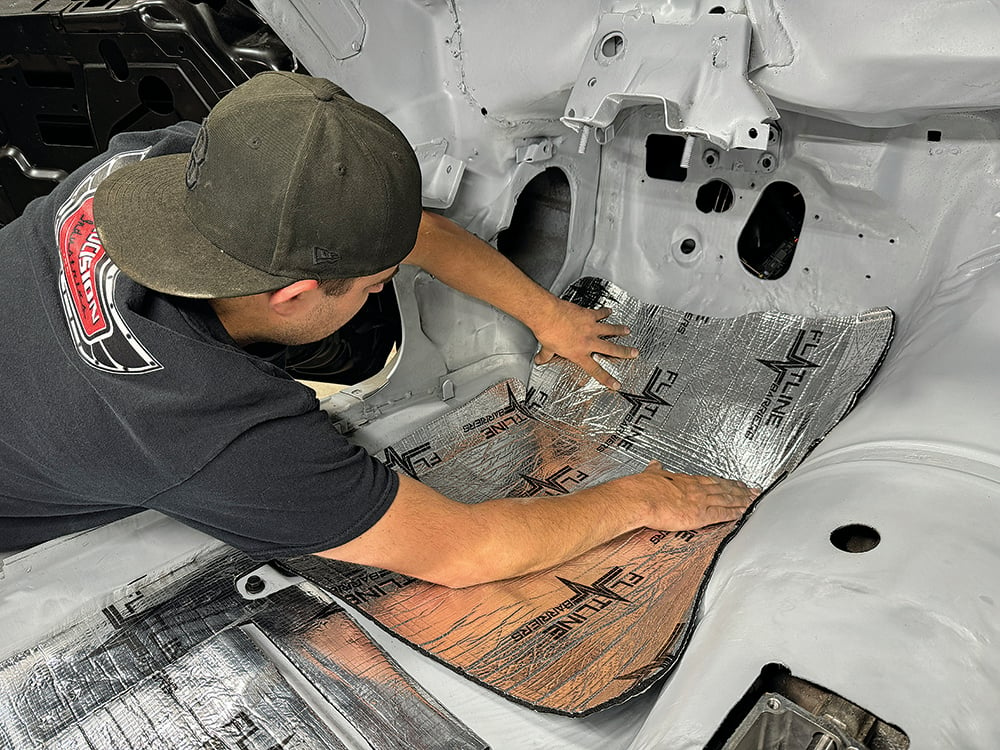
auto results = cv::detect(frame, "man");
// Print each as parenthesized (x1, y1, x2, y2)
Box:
(0, 71, 754, 587)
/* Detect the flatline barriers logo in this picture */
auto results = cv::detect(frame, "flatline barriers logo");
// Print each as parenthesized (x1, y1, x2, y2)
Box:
(615, 365, 678, 450)
(381, 442, 442, 479)
(461, 382, 535, 440)
(745, 328, 823, 440)
(516, 464, 589, 496)
(509, 566, 644, 643)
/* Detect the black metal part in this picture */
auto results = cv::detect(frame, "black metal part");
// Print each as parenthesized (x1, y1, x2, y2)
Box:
(0, 0, 294, 224)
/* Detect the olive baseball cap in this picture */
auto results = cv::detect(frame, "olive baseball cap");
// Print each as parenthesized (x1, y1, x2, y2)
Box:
(93, 71, 422, 298)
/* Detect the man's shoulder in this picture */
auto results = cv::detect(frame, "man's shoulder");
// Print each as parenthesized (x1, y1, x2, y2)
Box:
(105, 121, 200, 161)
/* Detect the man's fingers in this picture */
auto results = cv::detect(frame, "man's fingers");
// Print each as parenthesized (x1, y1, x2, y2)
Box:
(702, 503, 748, 524)
(593, 306, 615, 322)
(594, 340, 640, 360)
(579, 357, 621, 391)
(595, 319, 630, 335)
(534, 346, 556, 365)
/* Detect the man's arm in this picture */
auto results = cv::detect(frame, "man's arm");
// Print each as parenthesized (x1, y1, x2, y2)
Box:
(317, 463, 755, 588)
(402, 211, 638, 390)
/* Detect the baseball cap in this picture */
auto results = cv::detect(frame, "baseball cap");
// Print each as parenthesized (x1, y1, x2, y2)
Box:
(93, 71, 422, 298)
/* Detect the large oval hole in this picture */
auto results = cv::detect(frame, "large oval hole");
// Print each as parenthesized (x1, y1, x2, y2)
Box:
(497, 167, 570, 289)
(738, 181, 805, 280)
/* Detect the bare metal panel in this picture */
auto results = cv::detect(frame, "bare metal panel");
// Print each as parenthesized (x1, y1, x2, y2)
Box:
(285, 278, 893, 715)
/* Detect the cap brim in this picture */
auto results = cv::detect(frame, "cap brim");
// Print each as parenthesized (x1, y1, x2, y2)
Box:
(93, 153, 300, 299)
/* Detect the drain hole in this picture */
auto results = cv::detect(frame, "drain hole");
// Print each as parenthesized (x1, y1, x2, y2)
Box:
(830, 524, 880, 553)
(696, 179, 734, 213)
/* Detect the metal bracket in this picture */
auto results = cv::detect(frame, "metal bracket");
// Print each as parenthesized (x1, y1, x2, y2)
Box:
(723, 693, 867, 750)
(562, 12, 778, 152)
(700, 123, 782, 178)
(515, 138, 554, 164)
(235, 563, 305, 600)
(414, 139, 466, 209)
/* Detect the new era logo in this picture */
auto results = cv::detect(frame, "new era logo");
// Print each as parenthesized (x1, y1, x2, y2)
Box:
(312, 246, 341, 265)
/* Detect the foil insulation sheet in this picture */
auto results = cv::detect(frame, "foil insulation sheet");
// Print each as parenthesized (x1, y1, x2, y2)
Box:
(284, 278, 894, 716)
(0, 548, 485, 749)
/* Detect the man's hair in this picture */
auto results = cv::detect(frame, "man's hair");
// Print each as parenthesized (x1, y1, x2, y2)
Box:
(318, 277, 354, 297)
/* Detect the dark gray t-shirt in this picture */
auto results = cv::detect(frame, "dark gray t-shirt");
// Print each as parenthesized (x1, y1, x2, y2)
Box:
(0, 123, 398, 559)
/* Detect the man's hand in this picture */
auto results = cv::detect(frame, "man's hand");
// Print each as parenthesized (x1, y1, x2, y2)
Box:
(533, 301, 639, 390)
(320, 463, 759, 588)
(621, 461, 759, 531)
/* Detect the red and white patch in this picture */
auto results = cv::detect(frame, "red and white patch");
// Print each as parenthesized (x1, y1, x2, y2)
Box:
(58, 199, 110, 340)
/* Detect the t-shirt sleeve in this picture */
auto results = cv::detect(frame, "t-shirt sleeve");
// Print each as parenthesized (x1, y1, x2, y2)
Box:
(143, 408, 399, 560)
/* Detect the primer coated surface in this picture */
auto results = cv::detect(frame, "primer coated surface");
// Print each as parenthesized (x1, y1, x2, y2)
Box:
(286, 278, 894, 715)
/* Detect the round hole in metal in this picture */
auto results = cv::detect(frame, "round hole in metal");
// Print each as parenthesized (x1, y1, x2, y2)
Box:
(696, 179, 735, 213)
(830, 524, 880, 553)
(600, 33, 625, 59)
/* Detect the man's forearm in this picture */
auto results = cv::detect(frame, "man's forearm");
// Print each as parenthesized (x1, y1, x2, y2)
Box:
(403, 210, 558, 332)
(319, 466, 754, 589)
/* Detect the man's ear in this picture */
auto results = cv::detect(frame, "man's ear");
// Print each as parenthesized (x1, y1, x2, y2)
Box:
(268, 279, 320, 315)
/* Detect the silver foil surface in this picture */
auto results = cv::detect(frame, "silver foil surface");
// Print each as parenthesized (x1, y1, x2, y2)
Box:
(285, 278, 894, 715)
(0, 548, 486, 749)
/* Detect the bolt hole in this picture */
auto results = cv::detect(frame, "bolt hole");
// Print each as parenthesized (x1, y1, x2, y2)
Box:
(814, 214, 820, 220)
(244, 575, 266, 595)
(889, 238, 896, 244)
(680, 238, 697, 254)
(830, 524, 880, 553)
(858, 233, 864, 239)
(865, 274, 871, 279)
(748, 127, 758, 139)
(481, 107, 488, 116)
(588, 77, 598, 87)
